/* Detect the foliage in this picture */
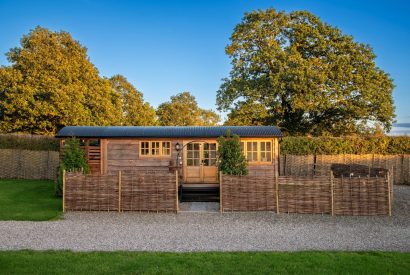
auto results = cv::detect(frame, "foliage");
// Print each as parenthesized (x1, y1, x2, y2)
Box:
(0, 251, 409, 274)
(217, 130, 248, 175)
(109, 75, 157, 126)
(0, 134, 59, 151)
(224, 101, 270, 126)
(0, 179, 61, 221)
(0, 26, 123, 135)
(157, 92, 220, 126)
(61, 138, 89, 172)
(55, 137, 89, 196)
(281, 136, 410, 155)
(217, 9, 395, 136)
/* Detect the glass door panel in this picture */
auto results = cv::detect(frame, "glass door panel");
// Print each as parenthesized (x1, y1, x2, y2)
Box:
(203, 143, 217, 166)
(187, 143, 201, 166)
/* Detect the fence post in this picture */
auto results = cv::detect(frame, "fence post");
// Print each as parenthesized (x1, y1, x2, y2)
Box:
(387, 170, 391, 217)
(330, 170, 334, 216)
(391, 166, 394, 202)
(275, 175, 279, 214)
(62, 169, 66, 213)
(118, 170, 122, 213)
(219, 171, 223, 213)
(176, 170, 179, 213)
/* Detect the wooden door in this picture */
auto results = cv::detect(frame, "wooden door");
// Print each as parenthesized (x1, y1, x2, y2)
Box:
(185, 142, 202, 183)
(202, 143, 218, 183)
(184, 142, 218, 183)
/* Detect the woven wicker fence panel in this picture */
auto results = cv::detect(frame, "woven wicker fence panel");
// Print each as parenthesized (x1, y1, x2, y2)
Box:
(221, 175, 276, 212)
(403, 155, 410, 185)
(372, 155, 403, 184)
(283, 155, 315, 176)
(278, 176, 331, 214)
(333, 177, 389, 216)
(284, 154, 407, 184)
(65, 172, 119, 211)
(120, 171, 177, 212)
(345, 154, 373, 168)
(248, 165, 275, 177)
(314, 155, 345, 176)
(279, 155, 286, 175)
(0, 149, 59, 180)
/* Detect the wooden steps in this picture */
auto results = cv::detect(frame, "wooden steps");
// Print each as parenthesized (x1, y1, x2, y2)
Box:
(180, 183, 220, 202)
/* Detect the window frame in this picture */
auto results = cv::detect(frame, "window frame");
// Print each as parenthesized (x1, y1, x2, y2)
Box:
(240, 140, 273, 164)
(259, 141, 272, 162)
(139, 141, 172, 157)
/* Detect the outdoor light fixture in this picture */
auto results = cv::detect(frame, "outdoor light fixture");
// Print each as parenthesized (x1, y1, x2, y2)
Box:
(175, 142, 181, 151)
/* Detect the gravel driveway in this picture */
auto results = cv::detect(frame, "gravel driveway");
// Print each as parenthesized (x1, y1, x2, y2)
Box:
(0, 185, 409, 252)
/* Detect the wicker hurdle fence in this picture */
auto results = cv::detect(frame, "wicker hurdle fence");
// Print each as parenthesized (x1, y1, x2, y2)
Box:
(280, 154, 410, 184)
(0, 149, 59, 180)
(220, 171, 392, 216)
(63, 169, 178, 213)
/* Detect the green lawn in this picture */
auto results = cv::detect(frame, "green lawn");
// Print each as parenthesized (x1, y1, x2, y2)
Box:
(0, 179, 61, 221)
(0, 251, 409, 274)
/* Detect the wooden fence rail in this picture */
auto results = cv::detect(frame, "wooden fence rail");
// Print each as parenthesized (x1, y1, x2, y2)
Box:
(220, 172, 392, 216)
(64, 170, 178, 213)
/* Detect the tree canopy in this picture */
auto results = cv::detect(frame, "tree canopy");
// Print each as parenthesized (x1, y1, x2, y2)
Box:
(157, 92, 220, 126)
(217, 9, 395, 136)
(0, 26, 124, 135)
(109, 75, 156, 126)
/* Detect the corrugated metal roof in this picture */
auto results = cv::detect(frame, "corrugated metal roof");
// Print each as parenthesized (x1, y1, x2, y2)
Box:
(56, 126, 282, 138)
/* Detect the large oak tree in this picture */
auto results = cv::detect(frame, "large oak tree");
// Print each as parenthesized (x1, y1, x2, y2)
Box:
(217, 9, 395, 136)
(109, 75, 157, 126)
(157, 92, 220, 126)
(0, 27, 123, 135)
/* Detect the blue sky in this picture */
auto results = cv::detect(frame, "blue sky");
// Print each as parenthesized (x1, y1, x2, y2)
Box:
(0, 0, 409, 126)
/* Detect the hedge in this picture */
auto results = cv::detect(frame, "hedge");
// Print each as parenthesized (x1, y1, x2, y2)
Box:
(1, 133, 410, 155)
(0, 134, 59, 151)
(280, 136, 410, 155)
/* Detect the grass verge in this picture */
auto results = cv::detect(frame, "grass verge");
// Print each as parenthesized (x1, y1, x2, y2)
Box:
(0, 179, 61, 221)
(0, 251, 409, 274)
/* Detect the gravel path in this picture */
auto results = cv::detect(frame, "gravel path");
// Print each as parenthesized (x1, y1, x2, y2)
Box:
(0, 185, 409, 252)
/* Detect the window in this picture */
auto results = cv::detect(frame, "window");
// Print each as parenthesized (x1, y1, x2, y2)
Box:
(162, 141, 171, 156)
(141, 142, 149, 156)
(140, 141, 171, 157)
(151, 141, 160, 155)
(246, 141, 258, 162)
(203, 143, 217, 166)
(187, 143, 200, 166)
(241, 140, 273, 163)
(260, 141, 272, 162)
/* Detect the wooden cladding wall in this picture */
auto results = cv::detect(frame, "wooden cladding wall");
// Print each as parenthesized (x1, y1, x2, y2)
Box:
(64, 170, 177, 212)
(220, 173, 392, 216)
(105, 139, 181, 173)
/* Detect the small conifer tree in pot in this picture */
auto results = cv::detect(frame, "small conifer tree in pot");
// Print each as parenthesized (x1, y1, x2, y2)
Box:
(217, 130, 248, 175)
(55, 137, 90, 196)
